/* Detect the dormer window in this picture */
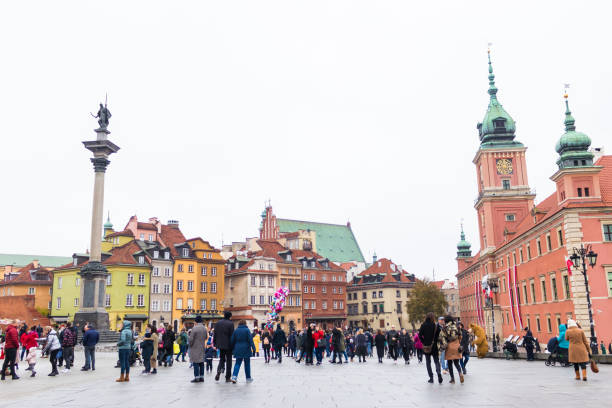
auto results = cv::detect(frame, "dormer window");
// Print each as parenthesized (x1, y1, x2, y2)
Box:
(153, 250, 159, 259)
(286, 254, 292, 262)
(310, 260, 316, 268)
(182, 248, 189, 257)
(164, 252, 170, 260)
(301, 260, 307, 268)
(493, 118, 506, 130)
(138, 255, 145, 264)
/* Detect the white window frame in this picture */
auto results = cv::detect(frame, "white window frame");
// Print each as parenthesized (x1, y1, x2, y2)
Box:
(137, 294, 145, 307)
(138, 274, 145, 286)
(126, 294, 133, 307)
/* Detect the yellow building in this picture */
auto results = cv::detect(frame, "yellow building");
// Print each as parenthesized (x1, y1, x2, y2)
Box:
(52, 241, 152, 332)
(171, 238, 225, 330)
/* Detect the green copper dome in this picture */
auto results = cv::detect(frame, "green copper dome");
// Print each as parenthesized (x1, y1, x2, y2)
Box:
(555, 97, 594, 169)
(456, 226, 472, 258)
(477, 52, 522, 149)
(104, 214, 113, 229)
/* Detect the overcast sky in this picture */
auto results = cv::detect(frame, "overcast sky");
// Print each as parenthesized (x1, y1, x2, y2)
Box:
(1, 1, 610, 280)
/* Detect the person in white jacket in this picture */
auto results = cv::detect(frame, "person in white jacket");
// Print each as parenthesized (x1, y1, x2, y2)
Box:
(42, 326, 61, 376)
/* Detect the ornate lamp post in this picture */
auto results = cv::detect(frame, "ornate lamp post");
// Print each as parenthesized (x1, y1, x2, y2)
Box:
(74, 102, 119, 331)
(569, 244, 598, 354)
(486, 277, 500, 352)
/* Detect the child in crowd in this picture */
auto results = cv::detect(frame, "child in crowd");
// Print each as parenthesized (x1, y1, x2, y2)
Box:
(205, 342, 215, 373)
(25, 347, 37, 377)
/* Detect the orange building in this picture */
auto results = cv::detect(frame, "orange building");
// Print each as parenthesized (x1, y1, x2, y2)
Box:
(457, 53, 612, 352)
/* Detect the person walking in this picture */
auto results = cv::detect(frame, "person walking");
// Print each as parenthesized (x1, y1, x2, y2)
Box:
(331, 326, 345, 364)
(116, 321, 133, 382)
(252, 329, 261, 357)
(288, 331, 297, 358)
(439, 316, 464, 384)
(230, 320, 256, 383)
(162, 324, 175, 367)
(60, 321, 76, 372)
(458, 322, 470, 374)
(413, 332, 423, 363)
(366, 330, 373, 357)
(355, 329, 367, 362)
(140, 331, 154, 374)
(176, 328, 189, 362)
(386, 325, 399, 363)
(214, 311, 234, 382)
(313, 325, 325, 365)
(419, 312, 442, 384)
(1, 323, 19, 380)
(399, 329, 412, 365)
(374, 330, 386, 363)
(149, 325, 159, 374)
(272, 324, 287, 363)
(437, 317, 448, 374)
(261, 328, 272, 363)
(42, 326, 61, 376)
(81, 324, 99, 371)
(188, 315, 208, 383)
(565, 319, 591, 381)
(295, 330, 304, 362)
(523, 327, 535, 361)
(303, 325, 315, 365)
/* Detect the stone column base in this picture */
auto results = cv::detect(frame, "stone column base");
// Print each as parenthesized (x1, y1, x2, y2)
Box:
(74, 311, 110, 331)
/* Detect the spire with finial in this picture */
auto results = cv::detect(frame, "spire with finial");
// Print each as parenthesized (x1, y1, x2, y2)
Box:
(487, 47, 498, 100)
(103, 211, 113, 235)
(555, 86, 593, 169)
(457, 221, 472, 258)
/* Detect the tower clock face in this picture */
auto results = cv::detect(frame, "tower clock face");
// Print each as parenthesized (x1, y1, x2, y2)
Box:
(496, 159, 513, 175)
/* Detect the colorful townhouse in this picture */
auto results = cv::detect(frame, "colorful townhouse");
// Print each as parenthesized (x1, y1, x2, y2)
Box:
(456, 52, 612, 350)
(52, 241, 152, 332)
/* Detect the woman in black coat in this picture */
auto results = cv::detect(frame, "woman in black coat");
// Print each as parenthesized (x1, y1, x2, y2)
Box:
(260, 329, 272, 363)
(162, 326, 176, 367)
(374, 330, 386, 363)
(418, 312, 441, 383)
(355, 329, 367, 362)
(303, 325, 314, 365)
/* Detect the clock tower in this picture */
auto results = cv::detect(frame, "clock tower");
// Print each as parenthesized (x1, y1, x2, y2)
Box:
(473, 51, 535, 253)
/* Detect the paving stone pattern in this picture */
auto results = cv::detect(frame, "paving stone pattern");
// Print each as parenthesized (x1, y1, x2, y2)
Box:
(1, 352, 608, 408)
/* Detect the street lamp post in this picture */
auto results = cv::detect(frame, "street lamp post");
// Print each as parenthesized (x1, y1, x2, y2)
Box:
(487, 277, 500, 352)
(569, 244, 598, 355)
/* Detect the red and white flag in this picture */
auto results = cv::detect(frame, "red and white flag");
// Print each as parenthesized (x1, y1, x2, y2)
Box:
(565, 256, 573, 276)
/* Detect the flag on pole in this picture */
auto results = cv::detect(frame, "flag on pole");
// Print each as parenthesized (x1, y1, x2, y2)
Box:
(565, 256, 573, 276)
(514, 265, 523, 329)
(508, 267, 517, 330)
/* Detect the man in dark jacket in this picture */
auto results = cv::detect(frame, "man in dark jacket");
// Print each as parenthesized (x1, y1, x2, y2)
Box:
(272, 324, 287, 363)
(81, 325, 99, 371)
(386, 325, 399, 362)
(61, 322, 77, 371)
(214, 311, 234, 382)
(162, 325, 176, 366)
(523, 327, 535, 361)
(399, 329, 412, 365)
(418, 313, 442, 383)
(1, 323, 19, 380)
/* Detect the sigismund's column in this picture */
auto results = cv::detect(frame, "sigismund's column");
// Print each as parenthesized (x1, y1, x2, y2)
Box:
(74, 102, 119, 331)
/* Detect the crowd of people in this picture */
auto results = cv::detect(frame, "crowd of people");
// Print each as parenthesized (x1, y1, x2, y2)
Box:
(1, 311, 606, 384)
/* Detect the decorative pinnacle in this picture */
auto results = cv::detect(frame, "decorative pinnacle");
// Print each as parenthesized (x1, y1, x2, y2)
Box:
(563, 90, 576, 132)
(460, 220, 466, 241)
(487, 48, 498, 99)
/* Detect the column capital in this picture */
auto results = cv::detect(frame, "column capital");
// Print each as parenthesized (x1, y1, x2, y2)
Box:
(91, 157, 110, 172)
(79, 261, 108, 279)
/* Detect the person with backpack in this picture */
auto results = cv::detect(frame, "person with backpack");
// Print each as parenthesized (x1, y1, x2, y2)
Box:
(116, 321, 133, 382)
(439, 315, 464, 384)
(61, 321, 76, 372)
(261, 328, 272, 363)
(419, 312, 442, 384)
(523, 327, 535, 361)
(313, 325, 325, 365)
(272, 324, 287, 363)
(176, 328, 189, 362)
(1, 323, 19, 380)
(413, 332, 424, 363)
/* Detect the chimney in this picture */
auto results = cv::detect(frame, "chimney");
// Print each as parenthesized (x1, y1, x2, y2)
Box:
(167, 220, 179, 229)
(372, 253, 377, 264)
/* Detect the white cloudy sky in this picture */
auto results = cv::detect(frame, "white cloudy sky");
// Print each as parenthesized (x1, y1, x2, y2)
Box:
(1, 1, 610, 280)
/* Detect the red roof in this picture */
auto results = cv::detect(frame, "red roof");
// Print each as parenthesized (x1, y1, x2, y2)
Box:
(354, 258, 414, 283)
(0, 262, 53, 285)
(106, 230, 134, 238)
(431, 280, 445, 290)
(160, 224, 187, 256)
(137, 222, 158, 231)
(339, 262, 357, 271)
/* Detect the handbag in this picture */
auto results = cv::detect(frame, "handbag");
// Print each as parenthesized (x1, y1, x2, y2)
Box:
(590, 359, 599, 373)
(317, 338, 324, 348)
(423, 345, 432, 354)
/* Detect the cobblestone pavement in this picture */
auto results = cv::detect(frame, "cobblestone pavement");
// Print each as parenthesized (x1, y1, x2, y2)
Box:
(1, 352, 608, 408)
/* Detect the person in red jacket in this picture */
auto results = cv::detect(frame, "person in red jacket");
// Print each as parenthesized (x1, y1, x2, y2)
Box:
(312, 326, 325, 365)
(1, 323, 20, 380)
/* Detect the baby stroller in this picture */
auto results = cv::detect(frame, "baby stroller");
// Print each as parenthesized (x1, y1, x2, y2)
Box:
(502, 341, 519, 359)
(545, 337, 570, 367)
(130, 342, 143, 367)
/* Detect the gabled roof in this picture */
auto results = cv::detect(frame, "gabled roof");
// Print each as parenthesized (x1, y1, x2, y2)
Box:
(277, 219, 365, 263)
(137, 222, 157, 231)
(55, 241, 150, 270)
(351, 258, 415, 286)
(0, 254, 72, 268)
(0, 262, 53, 285)
(160, 224, 187, 256)
(105, 229, 135, 238)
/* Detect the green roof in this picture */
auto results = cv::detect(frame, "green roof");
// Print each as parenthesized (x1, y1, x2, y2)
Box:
(277, 219, 365, 264)
(0, 253, 72, 268)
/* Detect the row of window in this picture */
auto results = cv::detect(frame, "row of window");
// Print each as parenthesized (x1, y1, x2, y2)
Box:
(176, 264, 218, 275)
(303, 273, 344, 282)
(347, 290, 410, 300)
(152, 267, 172, 277)
(280, 279, 301, 291)
(303, 285, 343, 294)
(150, 300, 172, 312)
(250, 275, 275, 287)
(175, 298, 217, 310)
(304, 300, 344, 310)
(176, 280, 217, 293)
(55, 293, 145, 309)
